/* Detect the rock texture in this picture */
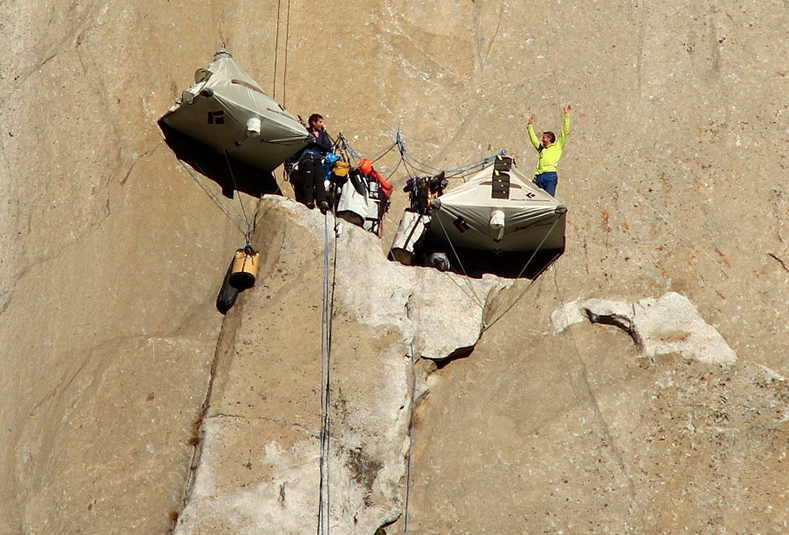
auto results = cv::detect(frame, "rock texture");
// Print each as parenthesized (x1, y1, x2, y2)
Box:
(404, 310, 789, 534)
(553, 292, 737, 365)
(173, 197, 505, 534)
(2, 0, 789, 534)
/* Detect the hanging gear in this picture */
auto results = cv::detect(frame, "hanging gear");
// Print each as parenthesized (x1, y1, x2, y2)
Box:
(229, 243, 260, 290)
(216, 256, 240, 313)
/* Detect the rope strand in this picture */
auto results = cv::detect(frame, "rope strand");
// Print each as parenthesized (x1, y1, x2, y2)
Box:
(273, 0, 282, 99)
(402, 302, 418, 535)
(317, 211, 337, 535)
(177, 159, 249, 236)
(204, 98, 254, 236)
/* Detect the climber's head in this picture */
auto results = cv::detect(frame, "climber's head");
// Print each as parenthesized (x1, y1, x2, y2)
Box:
(541, 131, 556, 147)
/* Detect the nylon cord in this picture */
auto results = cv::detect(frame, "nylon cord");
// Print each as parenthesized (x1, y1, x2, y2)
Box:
(317, 211, 337, 535)
(176, 158, 249, 236)
(273, 0, 282, 99)
(433, 213, 486, 309)
(204, 98, 254, 237)
(482, 249, 562, 333)
(402, 301, 418, 535)
(282, 0, 292, 107)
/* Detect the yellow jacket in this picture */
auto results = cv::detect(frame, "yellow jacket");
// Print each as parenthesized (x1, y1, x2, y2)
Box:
(527, 112, 570, 175)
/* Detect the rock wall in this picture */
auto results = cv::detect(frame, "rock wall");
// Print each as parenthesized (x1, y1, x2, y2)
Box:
(173, 197, 505, 535)
(406, 291, 789, 534)
(1, 0, 788, 533)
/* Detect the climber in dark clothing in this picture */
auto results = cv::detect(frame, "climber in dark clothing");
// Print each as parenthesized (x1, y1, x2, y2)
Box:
(307, 113, 332, 154)
(296, 113, 332, 212)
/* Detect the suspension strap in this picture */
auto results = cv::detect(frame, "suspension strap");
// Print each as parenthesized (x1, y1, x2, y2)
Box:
(432, 215, 486, 310)
(514, 216, 563, 280)
(176, 158, 249, 237)
(204, 98, 255, 237)
(482, 248, 563, 333)
(272, 0, 293, 106)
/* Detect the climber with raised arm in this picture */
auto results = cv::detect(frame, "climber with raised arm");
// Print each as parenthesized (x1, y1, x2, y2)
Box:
(526, 105, 571, 197)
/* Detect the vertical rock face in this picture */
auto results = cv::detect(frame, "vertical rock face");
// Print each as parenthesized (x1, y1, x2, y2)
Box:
(1, 0, 789, 533)
(0, 3, 257, 531)
(174, 197, 505, 534)
(406, 322, 789, 535)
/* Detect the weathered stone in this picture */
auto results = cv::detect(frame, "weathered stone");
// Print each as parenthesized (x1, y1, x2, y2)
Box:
(407, 270, 507, 362)
(549, 298, 586, 333)
(173, 197, 505, 535)
(576, 292, 737, 365)
(405, 307, 789, 535)
(2, 0, 789, 533)
(630, 292, 737, 365)
(556, 293, 737, 365)
(580, 297, 635, 333)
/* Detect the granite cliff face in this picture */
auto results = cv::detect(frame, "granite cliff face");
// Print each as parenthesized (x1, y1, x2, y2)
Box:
(1, 0, 788, 533)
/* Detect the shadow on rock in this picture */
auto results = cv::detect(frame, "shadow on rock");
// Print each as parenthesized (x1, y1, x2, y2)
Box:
(159, 121, 281, 199)
(410, 235, 565, 280)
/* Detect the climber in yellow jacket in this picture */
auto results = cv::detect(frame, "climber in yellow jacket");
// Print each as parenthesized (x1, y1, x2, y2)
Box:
(526, 105, 571, 196)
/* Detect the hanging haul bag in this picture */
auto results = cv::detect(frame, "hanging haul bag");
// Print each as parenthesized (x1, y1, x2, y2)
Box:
(216, 258, 240, 314)
(229, 246, 260, 290)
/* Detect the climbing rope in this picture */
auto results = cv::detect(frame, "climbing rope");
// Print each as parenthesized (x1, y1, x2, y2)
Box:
(342, 135, 398, 166)
(272, 0, 293, 106)
(402, 301, 418, 535)
(220, 149, 252, 233)
(514, 216, 564, 280)
(340, 133, 405, 184)
(394, 132, 497, 182)
(282, 0, 292, 107)
(334, 132, 495, 190)
(203, 98, 256, 241)
(482, 248, 563, 333)
(272, 0, 282, 99)
(176, 158, 250, 237)
(317, 211, 338, 535)
(432, 214, 487, 310)
(549, 266, 638, 502)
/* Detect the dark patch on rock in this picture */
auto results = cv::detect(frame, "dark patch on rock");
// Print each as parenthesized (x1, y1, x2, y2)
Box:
(346, 447, 383, 506)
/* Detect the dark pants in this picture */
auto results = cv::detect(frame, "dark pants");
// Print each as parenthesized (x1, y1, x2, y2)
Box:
(299, 155, 326, 206)
(535, 172, 558, 196)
